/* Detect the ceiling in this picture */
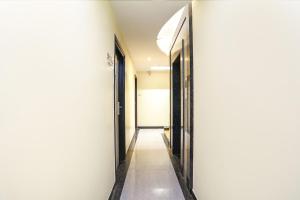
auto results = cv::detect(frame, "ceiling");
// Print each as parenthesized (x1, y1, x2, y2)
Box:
(111, 0, 189, 71)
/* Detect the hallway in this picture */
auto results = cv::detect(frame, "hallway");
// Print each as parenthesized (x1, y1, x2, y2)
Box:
(1, 1, 300, 200)
(120, 129, 184, 200)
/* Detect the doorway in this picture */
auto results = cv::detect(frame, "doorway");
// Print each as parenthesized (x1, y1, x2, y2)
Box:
(114, 36, 126, 170)
(134, 76, 137, 130)
(169, 5, 194, 191)
(171, 53, 182, 159)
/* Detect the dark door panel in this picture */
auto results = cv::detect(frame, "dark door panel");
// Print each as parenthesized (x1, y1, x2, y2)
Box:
(114, 36, 126, 171)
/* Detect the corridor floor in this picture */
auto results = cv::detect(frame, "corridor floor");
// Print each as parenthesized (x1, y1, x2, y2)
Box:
(120, 129, 185, 200)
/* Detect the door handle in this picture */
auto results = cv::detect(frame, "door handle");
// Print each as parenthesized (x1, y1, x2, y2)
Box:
(117, 101, 120, 115)
(117, 102, 123, 115)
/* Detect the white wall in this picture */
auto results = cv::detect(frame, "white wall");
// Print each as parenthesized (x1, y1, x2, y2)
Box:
(192, 1, 300, 200)
(0, 1, 135, 200)
(125, 58, 137, 150)
(137, 71, 170, 127)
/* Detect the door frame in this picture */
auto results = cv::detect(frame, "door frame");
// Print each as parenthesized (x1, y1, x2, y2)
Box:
(114, 35, 126, 172)
(169, 4, 194, 190)
(188, 4, 194, 190)
(134, 75, 138, 130)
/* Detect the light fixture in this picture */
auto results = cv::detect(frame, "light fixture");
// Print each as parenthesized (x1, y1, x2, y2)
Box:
(150, 66, 170, 71)
(147, 57, 152, 62)
(156, 6, 186, 55)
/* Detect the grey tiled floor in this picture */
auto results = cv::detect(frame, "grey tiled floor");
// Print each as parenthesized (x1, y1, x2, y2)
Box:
(120, 129, 185, 200)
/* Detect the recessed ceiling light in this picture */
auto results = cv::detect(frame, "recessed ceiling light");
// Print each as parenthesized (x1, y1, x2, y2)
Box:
(147, 57, 152, 61)
(150, 66, 170, 71)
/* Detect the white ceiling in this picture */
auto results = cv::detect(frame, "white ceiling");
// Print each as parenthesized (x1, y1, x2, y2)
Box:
(111, 0, 189, 71)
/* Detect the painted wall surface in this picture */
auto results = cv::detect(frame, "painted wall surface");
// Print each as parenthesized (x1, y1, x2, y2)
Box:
(137, 71, 170, 127)
(0, 1, 135, 200)
(192, 1, 300, 200)
(125, 58, 137, 150)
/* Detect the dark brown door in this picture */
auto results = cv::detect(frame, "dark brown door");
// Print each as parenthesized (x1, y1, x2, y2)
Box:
(114, 37, 126, 170)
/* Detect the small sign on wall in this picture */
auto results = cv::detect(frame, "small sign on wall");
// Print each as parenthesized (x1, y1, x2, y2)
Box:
(107, 52, 114, 68)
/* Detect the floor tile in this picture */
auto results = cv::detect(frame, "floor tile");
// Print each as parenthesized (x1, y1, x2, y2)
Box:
(120, 129, 185, 200)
